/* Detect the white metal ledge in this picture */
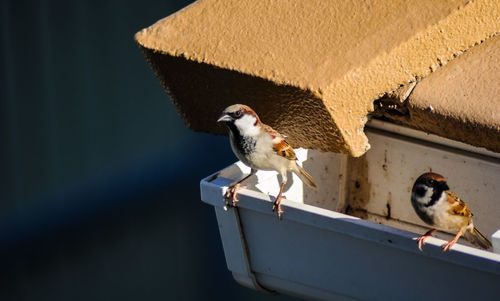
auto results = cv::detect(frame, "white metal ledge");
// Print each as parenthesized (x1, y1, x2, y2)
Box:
(201, 172, 500, 300)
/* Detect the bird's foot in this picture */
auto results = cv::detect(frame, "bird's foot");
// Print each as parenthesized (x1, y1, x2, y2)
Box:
(225, 184, 247, 207)
(272, 195, 286, 220)
(417, 236, 429, 251)
(416, 229, 436, 251)
(442, 239, 458, 252)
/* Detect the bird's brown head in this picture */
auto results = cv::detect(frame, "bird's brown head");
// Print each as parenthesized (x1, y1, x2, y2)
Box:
(414, 172, 449, 190)
(217, 104, 262, 136)
(217, 104, 259, 123)
(411, 172, 450, 209)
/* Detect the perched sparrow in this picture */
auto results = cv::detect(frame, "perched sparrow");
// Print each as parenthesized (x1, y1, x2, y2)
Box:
(217, 104, 317, 219)
(411, 172, 492, 252)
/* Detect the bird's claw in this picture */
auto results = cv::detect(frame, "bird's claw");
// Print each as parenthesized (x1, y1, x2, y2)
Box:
(272, 196, 286, 220)
(224, 184, 246, 207)
(441, 240, 456, 252)
(416, 229, 436, 251)
(417, 236, 427, 251)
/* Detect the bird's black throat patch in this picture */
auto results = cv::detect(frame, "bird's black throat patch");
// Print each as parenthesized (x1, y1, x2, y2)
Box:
(424, 187, 443, 208)
(227, 123, 256, 155)
(414, 186, 427, 198)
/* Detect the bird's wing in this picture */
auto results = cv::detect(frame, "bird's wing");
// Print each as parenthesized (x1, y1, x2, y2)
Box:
(446, 191, 472, 218)
(264, 125, 296, 161)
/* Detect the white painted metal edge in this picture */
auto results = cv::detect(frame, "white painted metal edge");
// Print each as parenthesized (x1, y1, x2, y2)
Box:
(200, 175, 275, 293)
(493, 230, 500, 254)
(201, 174, 500, 274)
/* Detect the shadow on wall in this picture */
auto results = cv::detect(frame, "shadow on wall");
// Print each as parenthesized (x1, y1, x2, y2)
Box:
(0, 1, 298, 300)
(141, 48, 346, 152)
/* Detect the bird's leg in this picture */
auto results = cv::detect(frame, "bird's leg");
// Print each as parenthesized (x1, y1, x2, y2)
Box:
(225, 169, 256, 207)
(272, 178, 287, 220)
(442, 227, 465, 252)
(417, 228, 436, 251)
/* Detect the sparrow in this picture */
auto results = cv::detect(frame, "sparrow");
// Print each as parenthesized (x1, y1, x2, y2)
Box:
(217, 104, 318, 219)
(411, 172, 492, 252)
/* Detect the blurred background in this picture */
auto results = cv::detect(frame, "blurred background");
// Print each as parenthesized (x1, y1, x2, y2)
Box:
(0, 1, 297, 300)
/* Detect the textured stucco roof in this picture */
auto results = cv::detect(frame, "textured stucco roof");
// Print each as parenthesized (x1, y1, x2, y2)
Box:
(136, 0, 500, 156)
(377, 34, 500, 153)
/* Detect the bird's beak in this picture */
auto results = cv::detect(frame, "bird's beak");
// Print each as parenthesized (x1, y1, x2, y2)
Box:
(217, 113, 232, 122)
(440, 182, 450, 191)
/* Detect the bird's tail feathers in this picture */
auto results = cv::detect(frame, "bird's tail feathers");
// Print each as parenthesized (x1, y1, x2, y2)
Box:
(293, 164, 318, 189)
(464, 227, 492, 250)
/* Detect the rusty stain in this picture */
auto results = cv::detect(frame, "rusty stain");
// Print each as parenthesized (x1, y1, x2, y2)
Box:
(386, 191, 392, 220)
(345, 206, 368, 219)
(382, 149, 388, 172)
(345, 155, 371, 216)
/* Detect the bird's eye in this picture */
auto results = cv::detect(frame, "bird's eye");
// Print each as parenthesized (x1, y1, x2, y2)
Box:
(427, 179, 435, 186)
(234, 110, 242, 117)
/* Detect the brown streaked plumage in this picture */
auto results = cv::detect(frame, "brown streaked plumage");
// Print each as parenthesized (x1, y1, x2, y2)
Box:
(272, 139, 296, 161)
(447, 192, 471, 217)
(263, 125, 297, 160)
(218, 104, 317, 219)
(411, 172, 492, 252)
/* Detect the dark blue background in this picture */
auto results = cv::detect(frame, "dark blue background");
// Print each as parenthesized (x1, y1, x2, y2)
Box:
(0, 1, 297, 300)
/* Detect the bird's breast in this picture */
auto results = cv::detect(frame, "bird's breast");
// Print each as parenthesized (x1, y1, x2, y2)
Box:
(237, 135, 257, 156)
(426, 199, 470, 231)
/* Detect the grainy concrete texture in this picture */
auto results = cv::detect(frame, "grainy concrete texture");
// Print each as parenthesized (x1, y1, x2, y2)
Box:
(136, 0, 500, 156)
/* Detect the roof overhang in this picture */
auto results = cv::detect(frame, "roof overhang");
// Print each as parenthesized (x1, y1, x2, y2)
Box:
(136, 0, 500, 156)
